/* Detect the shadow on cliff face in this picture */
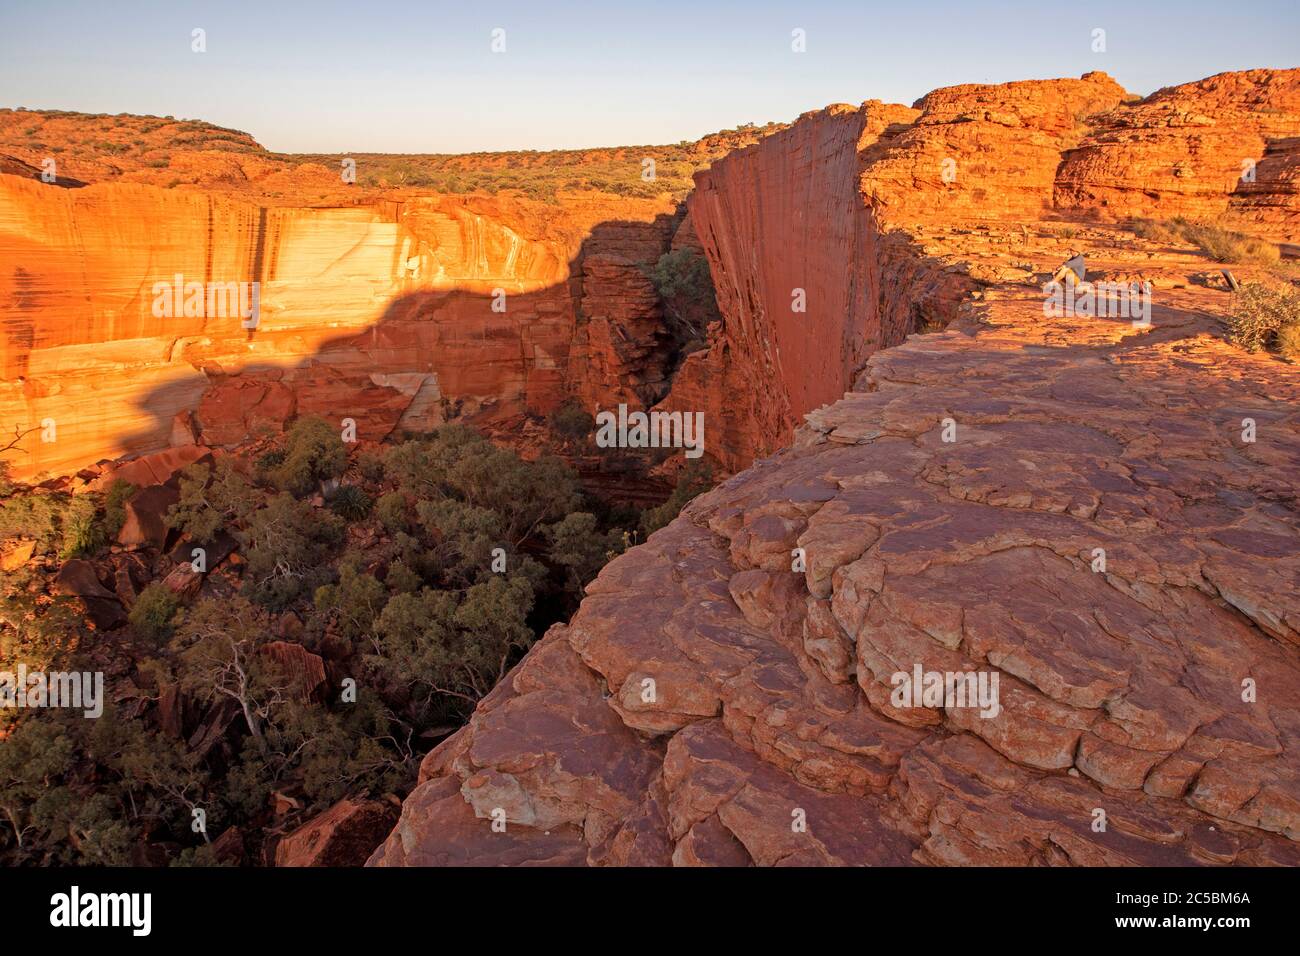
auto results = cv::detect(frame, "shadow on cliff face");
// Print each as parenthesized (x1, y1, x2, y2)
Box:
(111, 210, 704, 504)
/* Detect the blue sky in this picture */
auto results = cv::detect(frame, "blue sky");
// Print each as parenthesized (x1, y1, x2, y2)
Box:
(1, 0, 1296, 153)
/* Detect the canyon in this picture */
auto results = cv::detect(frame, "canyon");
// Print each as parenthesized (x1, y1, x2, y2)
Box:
(2, 67, 1299, 867)
(367, 69, 1300, 866)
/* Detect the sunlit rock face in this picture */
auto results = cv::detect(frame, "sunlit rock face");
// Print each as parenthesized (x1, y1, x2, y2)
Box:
(1056, 69, 1300, 236)
(659, 104, 916, 473)
(0, 173, 680, 479)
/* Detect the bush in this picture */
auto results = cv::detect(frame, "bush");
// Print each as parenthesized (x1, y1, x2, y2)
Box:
(60, 496, 105, 558)
(129, 583, 180, 643)
(647, 249, 720, 352)
(374, 491, 410, 533)
(549, 401, 594, 443)
(1132, 217, 1279, 266)
(543, 512, 627, 593)
(356, 450, 386, 484)
(266, 416, 347, 496)
(166, 460, 257, 543)
(314, 562, 386, 640)
(1278, 320, 1300, 360)
(240, 494, 344, 609)
(0, 491, 65, 552)
(383, 560, 422, 594)
(1228, 281, 1300, 356)
(640, 461, 714, 537)
(253, 449, 285, 479)
(330, 484, 372, 521)
(103, 479, 136, 537)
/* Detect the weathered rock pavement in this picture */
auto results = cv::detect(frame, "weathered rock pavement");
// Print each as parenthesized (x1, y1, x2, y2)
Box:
(372, 275, 1300, 866)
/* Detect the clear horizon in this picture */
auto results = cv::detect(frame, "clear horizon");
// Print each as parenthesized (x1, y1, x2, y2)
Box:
(2, 0, 1298, 154)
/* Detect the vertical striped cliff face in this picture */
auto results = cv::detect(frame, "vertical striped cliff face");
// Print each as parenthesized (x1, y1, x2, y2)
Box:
(659, 100, 977, 474)
(0, 175, 680, 479)
(658, 105, 888, 473)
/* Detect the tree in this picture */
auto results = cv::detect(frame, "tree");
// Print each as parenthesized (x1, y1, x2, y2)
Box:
(543, 512, 626, 596)
(240, 493, 344, 608)
(370, 575, 534, 721)
(314, 560, 387, 641)
(445, 445, 581, 543)
(0, 714, 77, 856)
(102, 478, 136, 537)
(169, 597, 285, 754)
(267, 415, 348, 495)
(549, 401, 594, 444)
(166, 459, 257, 543)
(647, 249, 722, 352)
(415, 497, 505, 585)
(375, 490, 410, 533)
(128, 582, 180, 644)
(0, 579, 82, 684)
(93, 710, 215, 848)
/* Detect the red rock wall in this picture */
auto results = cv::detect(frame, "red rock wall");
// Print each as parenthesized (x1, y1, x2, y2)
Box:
(860, 72, 1128, 223)
(1055, 69, 1300, 235)
(0, 176, 679, 479)
(659, 105, 887, 473)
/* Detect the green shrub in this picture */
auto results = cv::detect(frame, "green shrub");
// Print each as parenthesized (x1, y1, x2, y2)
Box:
(129, 583, 180, 643)
(356, 450, 386, 484)
(267, 417, 348, 496)
(549, 401, 594, 443)
(647, 249, 721, 351)
(60, 496, 105, 558)
(254, 449, 285, 480)
(640, 461, 714, 537)
(314, 562, 386, 640)
(374, 491, 410, 533)
(166, 460, 257, 543)
(0, 491, 64, 551)
(330, 484, 372, 521)
(103, 479, 136, 537)
(240, 493, 344, 609)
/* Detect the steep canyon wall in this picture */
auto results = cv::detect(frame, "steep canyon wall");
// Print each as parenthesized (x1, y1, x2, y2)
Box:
(0, 177, 682, 479)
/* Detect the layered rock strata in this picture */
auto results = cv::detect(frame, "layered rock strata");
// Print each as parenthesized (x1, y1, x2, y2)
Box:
(0, 179, 681, 479)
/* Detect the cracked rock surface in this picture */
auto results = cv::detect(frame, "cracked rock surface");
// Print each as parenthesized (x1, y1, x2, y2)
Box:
(372, 283, 1300, 866)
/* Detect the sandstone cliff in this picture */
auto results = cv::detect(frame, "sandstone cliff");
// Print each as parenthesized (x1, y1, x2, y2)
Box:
(0, 176, 683, 479)
(1057, 69, 1300, 236)
(659, 102, 974, 473)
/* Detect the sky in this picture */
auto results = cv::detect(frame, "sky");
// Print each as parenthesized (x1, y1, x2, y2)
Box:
(1, 0, 1297, 154)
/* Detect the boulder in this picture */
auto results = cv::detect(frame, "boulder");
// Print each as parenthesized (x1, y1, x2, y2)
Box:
(276, 799, 399, 867)
(260, 641, 328, 702)
(116, 485, 180, 551)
